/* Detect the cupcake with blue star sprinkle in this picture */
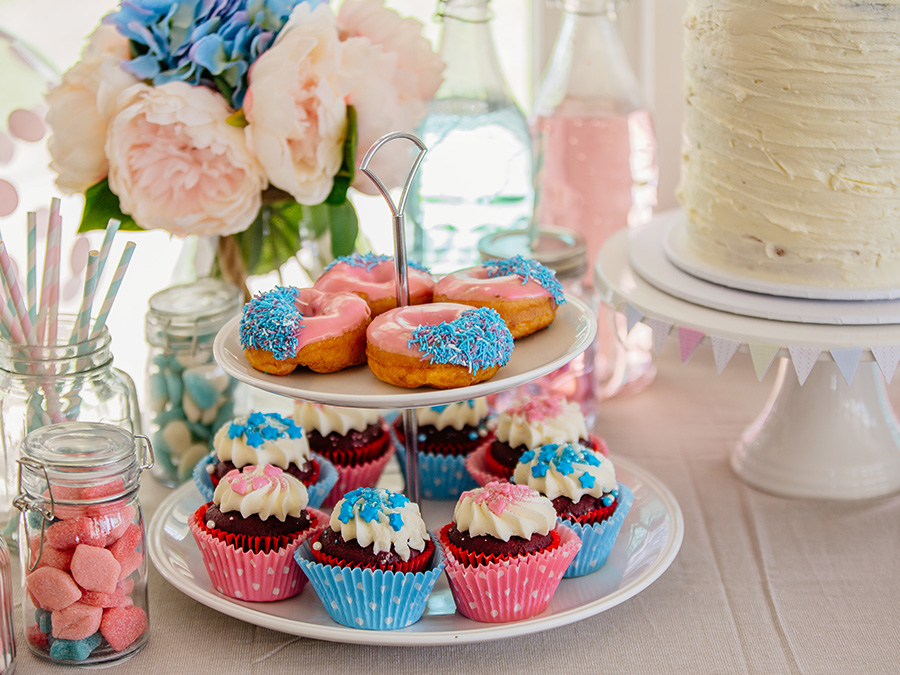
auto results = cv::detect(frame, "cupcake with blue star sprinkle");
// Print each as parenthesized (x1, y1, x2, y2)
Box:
(512, 443, 633, 578)
(294, 488, 445, 630)
(393, 398, 493, 500)
(192, 411, 337, 508)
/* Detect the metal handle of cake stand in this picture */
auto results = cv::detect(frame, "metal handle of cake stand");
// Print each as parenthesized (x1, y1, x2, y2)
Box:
(359, 132, 428, 504)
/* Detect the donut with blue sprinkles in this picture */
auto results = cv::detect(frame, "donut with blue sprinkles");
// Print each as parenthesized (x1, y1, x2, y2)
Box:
(241, 286, 371, 375)
(434, 255, 566, 338)
(366, 302, 514, 389)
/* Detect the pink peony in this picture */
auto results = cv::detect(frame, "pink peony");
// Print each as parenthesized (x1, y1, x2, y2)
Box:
(46, 25, 138, 194)
(106, 82, 266, 237)
(244, 3, 347, 206)
(337, 0, 444, 194)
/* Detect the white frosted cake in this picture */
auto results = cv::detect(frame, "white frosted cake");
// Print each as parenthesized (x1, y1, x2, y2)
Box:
(678, 0, 900, 290)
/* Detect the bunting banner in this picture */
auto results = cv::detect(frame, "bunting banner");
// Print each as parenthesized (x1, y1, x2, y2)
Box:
(830, 348, 863, 385)
(748, 343, 781, 381)
(678, 327, 705, 364)
(871, 346, 900, 384)
(710, 336, 742, 374)
(788, 347, 821, 386)
(645, 317, 673, 355)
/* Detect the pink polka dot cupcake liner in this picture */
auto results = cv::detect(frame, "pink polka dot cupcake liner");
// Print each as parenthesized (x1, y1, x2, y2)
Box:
(442, 525, 581, 623)
(320, 443, 397, 508)
(189, 507, 329, 602)
(562, 483, 633, 578)
(294, 534, 446, 630)
(192, 452, 338, 509)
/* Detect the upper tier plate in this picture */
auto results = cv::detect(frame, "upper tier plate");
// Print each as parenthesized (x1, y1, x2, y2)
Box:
(664, 211, 900, 301)
(213, 296, 596, 409)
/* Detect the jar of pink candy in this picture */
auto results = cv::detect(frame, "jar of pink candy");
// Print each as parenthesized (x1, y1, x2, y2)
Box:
(13, 422, 153, 665)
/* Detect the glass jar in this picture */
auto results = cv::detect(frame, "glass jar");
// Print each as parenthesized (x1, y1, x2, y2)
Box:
(14, 422, 153, 665)
(407, 0, 534, 274)
(0, 536, 14, 674)
(532, 0, 658, 398)
(145, 278, 241, 487)
(480, 226, 598, 429)
(0, 316, 140, 529)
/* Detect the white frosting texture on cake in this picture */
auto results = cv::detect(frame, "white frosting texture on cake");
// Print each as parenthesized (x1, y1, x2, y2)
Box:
(678, 0, 900, 288)
(213, 412, 311, 469)
(329, 488, 429, 561)
(293, 401, 380, 436)
(494, 395, 587, 449)
(213, 464, 309, 521)
(415, 398, 489, 430)
(513, 443, 616, 502)
(453, 482, 557, 541)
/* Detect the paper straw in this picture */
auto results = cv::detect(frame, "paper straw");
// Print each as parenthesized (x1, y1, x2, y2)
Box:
(26, 211, 37, 325)
(0, 238, 35, 344)
(38, 198, 62, 345)
(93, 219, 120, 288)
(69, 250, 99, 345)
(90, 241, 135, 340)
(0, 297, 24, 343)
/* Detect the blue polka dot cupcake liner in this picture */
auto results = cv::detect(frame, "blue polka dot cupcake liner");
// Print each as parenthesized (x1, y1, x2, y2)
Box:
(191, 451, 339, 509)
(562, 483, 634, 578)
(395, 444, 479, 501)
(293, 534, 446, 630)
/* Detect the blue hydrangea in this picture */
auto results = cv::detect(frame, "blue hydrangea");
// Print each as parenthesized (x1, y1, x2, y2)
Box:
(104, 0, 321, 108)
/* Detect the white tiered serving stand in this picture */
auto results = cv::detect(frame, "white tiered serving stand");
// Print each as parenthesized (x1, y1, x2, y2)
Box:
(147, 135, 684, 645)
(597, 210, 900, 500)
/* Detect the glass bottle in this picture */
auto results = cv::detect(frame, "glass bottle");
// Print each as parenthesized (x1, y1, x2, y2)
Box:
(480, 226, 597, 429)
(531, 0, 658, 398)
(407, 0, 534, 275)
(14, 422, 153, 665)
(0, 317, 140, 529)
(145, 278, 241, 487)
(0, 536, 14, 674)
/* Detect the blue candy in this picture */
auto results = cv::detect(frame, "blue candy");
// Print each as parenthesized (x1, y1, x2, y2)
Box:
(35, 608, 51, 634)
(49, 632, 102, 661)
(183, 368, 221, 410)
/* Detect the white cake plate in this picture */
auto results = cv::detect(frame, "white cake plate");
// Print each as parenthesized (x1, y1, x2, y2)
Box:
(147, 457, 683, 646)
(598, 223, 900, 500)
(662, 211, 900, 301)
(213, 296, 596, 410)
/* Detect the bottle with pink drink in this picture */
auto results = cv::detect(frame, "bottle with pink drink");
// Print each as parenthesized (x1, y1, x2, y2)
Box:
(532, 0, 658, 400)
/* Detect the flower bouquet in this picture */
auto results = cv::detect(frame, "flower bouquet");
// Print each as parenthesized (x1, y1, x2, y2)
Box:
(45, 0, 444, 297)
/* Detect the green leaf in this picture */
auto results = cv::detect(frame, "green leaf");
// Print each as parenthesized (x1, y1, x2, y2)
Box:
(231, 201, 304, 277)
(325, 106, 358, 206)
(326, 201, 359, 258)
(78, 179, 141, 233)
(225, 108, 247, 127)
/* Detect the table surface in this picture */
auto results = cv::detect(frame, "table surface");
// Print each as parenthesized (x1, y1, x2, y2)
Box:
(12, 341, 900, 675)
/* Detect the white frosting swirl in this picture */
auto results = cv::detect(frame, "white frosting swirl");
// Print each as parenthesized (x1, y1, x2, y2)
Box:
(513, 443, 616, 502)
(213, 464, 309, 521)
(329, 488, 429, 562)
(415, 397, 489, 430)
(495, 395, 587, 449)
(453, 482, 557, 541)
(293, 401, 380, 436)
(213, 412, 311, 469)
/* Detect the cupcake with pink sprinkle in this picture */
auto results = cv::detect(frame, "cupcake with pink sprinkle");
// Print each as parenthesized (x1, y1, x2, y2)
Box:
(466, 393, 607, 485)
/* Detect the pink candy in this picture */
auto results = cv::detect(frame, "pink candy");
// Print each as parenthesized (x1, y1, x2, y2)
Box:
(26, 567, 82, 611)
(71, 545, 121, 594)
(52, 602, 103, 641)
(46, 517, 107, 550)
(100, 606, 147, 652)
(29, 536, 74, 571)
(109, 523, 142, 563)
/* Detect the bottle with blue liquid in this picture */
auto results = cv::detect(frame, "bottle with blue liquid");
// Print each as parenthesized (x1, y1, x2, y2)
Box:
(408, 0, 534, 275)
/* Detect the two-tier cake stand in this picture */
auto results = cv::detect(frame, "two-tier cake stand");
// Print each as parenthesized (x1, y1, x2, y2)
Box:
(146, 135, 683, 645)
(597, 209, 900, 501)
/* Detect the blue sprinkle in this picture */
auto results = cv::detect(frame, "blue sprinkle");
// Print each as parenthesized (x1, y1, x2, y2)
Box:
(483, 255, 567, 305)
(579, 472, 596, 489)
(245, 431, 264, 448)
(418, 434, 427, 443)
(285, 424, 304, 439)
(583, 452, 602, 467)
(407, 308, 513, 374)
(519, 450, 535, 464)
(260, 425, 279, 440)
(430, 404, 449, 413)
(338, 500, 355, 524)
(468, 431, 478, 440)
(602, 494, 614, 507)
(556, 459, 574, 475)
(388, 512, 404, 532)
(228, 423, 244, 439)
(324, 253, 432, 276)
(360, 504, 379, 523)
(531, 463, 548, 478)
(240, 286, 304, 360)
(247, 412, 266, 426)
(387, 492, 410, 508)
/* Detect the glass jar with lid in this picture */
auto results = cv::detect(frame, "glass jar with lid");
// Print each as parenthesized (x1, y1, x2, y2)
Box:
(145, 278, 242, 486)
(14, 422, 153, 665)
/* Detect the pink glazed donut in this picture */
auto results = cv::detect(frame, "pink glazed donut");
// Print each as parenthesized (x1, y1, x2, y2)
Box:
(314, 253, 434, 317)
(240, 287, 371, 375)
(366, 303, 514, 389)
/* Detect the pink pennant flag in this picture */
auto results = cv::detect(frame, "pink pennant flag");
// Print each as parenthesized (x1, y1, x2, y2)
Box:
(788, 346, 821, 385)
(678, 327, 705, 364)
(871, 346, 900, 384)
(748, 343, 781, 381)
(710, 336, 741, 374)
(830, 348, 863, 385)
(645, 317, 673, 355)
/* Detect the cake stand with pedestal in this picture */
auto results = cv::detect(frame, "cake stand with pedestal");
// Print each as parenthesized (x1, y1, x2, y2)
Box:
(596, 211, 900, 501)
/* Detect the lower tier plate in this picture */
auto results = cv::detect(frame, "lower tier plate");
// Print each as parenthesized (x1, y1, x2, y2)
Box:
(147, 457, 683, 646)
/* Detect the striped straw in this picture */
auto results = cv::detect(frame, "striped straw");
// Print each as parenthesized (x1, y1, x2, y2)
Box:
(0, 237, 35, 344)
(70, 250, 100, 345)
(0, 296, 24, 343)
(93, 219, 121, 288)
(38, 198, 62, 345)
(90, 242, 135, 340)
(26, 211, 37, 325)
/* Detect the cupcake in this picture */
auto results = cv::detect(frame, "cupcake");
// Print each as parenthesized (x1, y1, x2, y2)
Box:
(294, 487, 445, 630)
(512, 443, 633, 578)
(439, 481, 581, 623)
(192, 411, 337, 508)
(189, 464, 328, 601)
(292, 402, 395, 507)
(393, 398, 492, 500)
(467, 393, 607, 485)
